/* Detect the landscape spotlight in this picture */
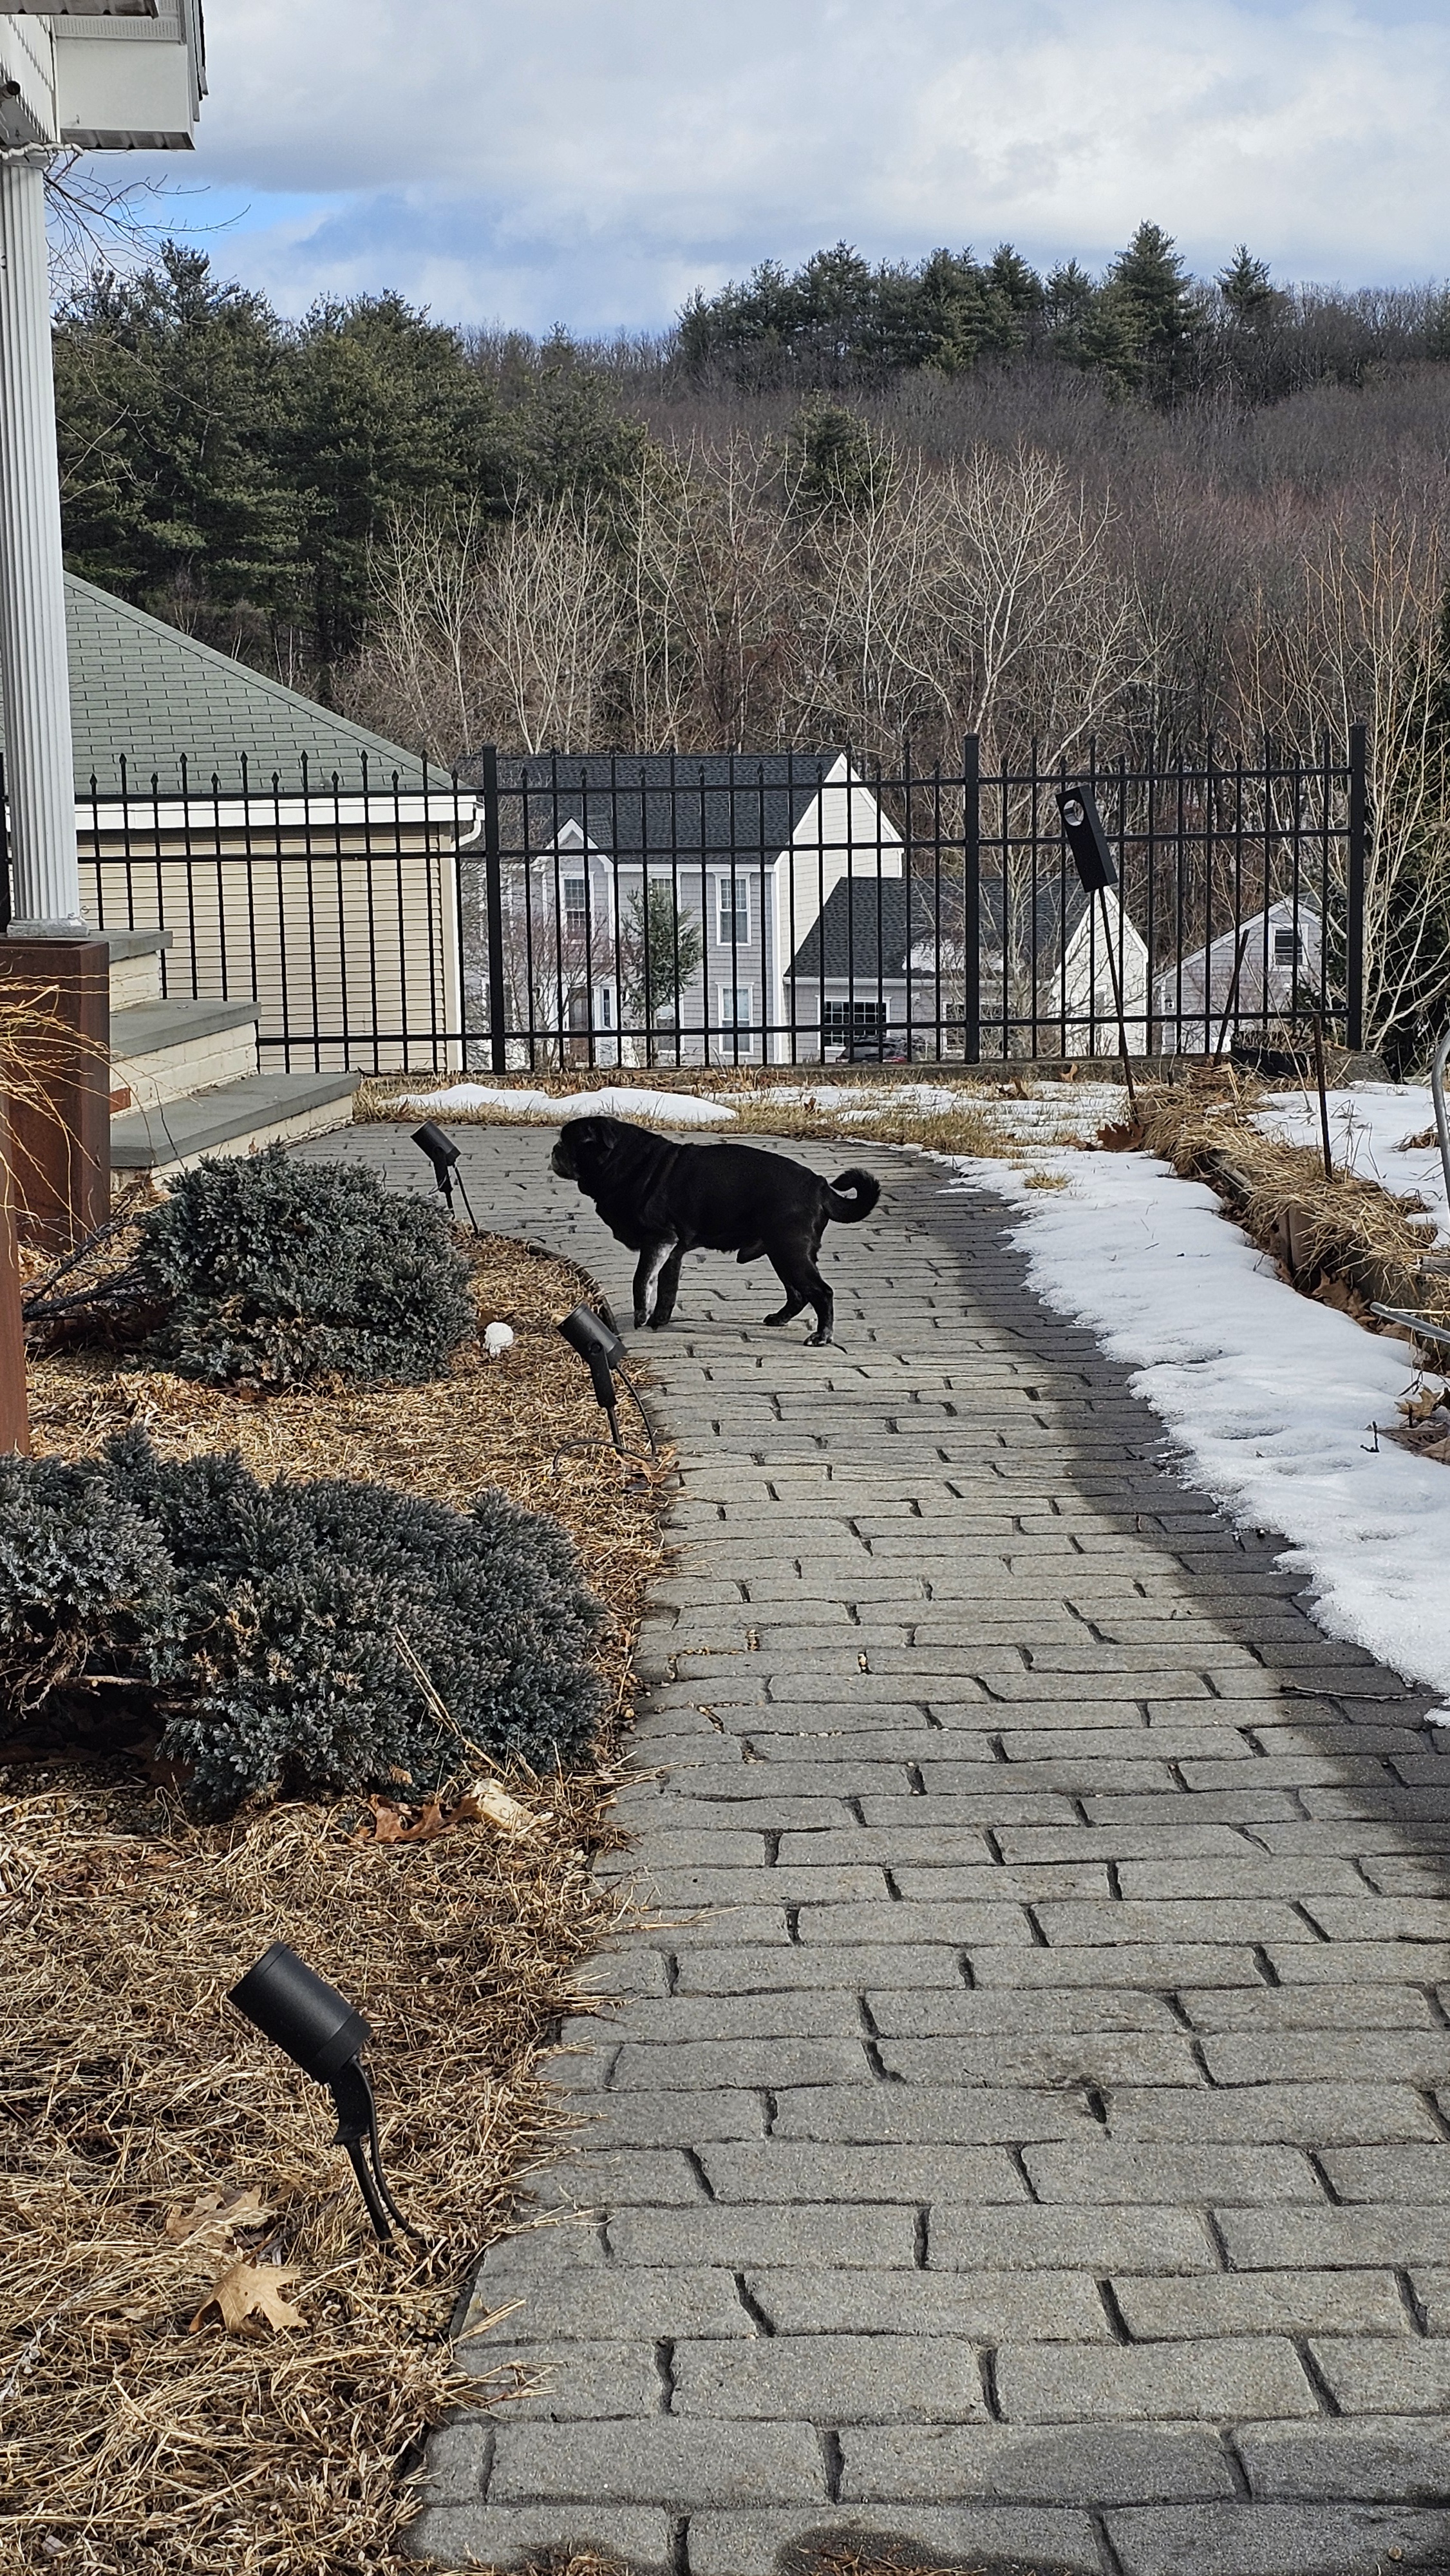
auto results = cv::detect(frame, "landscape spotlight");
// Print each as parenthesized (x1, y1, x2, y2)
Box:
(1055, 783, 1118, 896)
(411, 1121, 479, 1234)
(229, 1942, 420, 2247)
(1055, 780, 1137, 1115)
(557, 1302, 655, 1458)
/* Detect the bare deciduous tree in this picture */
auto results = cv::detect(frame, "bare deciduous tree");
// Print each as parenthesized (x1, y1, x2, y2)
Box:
(1232, 509, 1450, 1057)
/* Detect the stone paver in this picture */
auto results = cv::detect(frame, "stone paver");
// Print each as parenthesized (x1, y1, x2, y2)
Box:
(308, 1123, 1450, 2576)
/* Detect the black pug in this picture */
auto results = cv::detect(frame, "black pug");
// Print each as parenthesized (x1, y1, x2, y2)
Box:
(551, 1115, 881, 1346)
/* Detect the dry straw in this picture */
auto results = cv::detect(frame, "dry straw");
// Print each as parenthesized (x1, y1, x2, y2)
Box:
(1134, 1077, 1450, 1336)
(2, 1234, 668, 2576)
(353, 1061, 1098, 1164)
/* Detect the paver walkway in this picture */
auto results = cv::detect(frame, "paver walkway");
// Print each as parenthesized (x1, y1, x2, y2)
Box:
(314, 1124, 1450, 2576)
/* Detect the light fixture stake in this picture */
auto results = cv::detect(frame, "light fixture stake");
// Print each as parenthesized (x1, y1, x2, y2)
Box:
(229, 1942, 422, 2248)
(411, 1121, 480, 1235)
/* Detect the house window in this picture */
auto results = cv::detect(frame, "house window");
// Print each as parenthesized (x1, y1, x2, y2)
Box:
(1273, 925, 1299, 967)
(823, 999, 885, 1043)
(563, 875, 588, 927)
(717, 983, 755, 1030)
(596, 985, 614, 1030)
(716, 874, 751, 945)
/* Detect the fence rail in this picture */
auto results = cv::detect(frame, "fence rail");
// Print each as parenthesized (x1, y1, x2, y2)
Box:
(0, 734, 1366, 1074)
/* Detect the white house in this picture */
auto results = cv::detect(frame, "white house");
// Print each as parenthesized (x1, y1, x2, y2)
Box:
(787, 875, 1149, 1059)
(499, 752, 903, 1066)
(1154, 898, 1323, 1055)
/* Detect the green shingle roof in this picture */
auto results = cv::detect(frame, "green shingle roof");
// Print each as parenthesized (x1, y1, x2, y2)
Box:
(8, 574, 431, 797)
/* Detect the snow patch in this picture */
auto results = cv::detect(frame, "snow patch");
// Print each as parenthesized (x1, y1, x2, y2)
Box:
(400, 1084, 737, 1126)
(951, 1142, 1450, 1715)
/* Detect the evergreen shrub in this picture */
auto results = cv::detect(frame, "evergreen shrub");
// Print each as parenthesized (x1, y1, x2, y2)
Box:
(0, 1433, 605, 1810)
(0, 1454, 174, 1711)
(133, 1145, 475, 1387)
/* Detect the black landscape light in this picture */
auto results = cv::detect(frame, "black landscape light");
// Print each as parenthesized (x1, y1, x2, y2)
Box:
(557, 1302, 657, 1460)
(411, 1121, 480, 1235)
(1056, 782, 1118, 895)
(229, 1943, 420, 2248)
(1055, 781, 1138, 1115)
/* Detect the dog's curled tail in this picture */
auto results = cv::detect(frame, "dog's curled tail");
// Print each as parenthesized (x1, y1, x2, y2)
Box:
(825, 1167, 881, 1224)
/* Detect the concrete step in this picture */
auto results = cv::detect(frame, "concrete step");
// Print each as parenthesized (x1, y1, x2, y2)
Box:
(111, 1071, 361, 1177)
(101, 926, 172, 1011)
(111, 996, 260, 1112)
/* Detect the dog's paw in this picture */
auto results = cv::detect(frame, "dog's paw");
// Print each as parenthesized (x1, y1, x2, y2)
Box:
(805, 1328, 834, 1347)
(762, 1309, 790, 1327)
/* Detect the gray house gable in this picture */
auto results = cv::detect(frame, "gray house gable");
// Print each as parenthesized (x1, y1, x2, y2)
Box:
(787, 875, 1102, 982)
(494, 752, 887, 866)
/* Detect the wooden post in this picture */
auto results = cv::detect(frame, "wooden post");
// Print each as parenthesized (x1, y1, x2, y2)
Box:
(0, 938, 110, 1249)
(0, 1109, 29, 1455)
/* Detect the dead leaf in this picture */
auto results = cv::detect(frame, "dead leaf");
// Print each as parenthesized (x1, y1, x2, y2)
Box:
(1097, 1119, 1145, 1152)
(164, 2187, 270, 2244)
(352, 1797, 407, 1845)
(1397, 1383, 1447, 1425)
(1315, 1278, 1369, 1319)
(355, 1780, 541, 1845)
(191, 2260, 306, 2334)
(399, 1799, 449, 1842)
(1398, 1126, 1437, 1151)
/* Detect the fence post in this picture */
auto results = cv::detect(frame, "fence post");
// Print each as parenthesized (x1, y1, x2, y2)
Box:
(963, 736, 981, 1064)
(1346, 722, 1366, 1055)
(481, 745, 507, 1075)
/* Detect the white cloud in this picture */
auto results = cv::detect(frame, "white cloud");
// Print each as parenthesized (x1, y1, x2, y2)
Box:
(178, 0, 1450, 327)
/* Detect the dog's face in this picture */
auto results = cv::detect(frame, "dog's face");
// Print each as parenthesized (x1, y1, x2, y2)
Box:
(551, 1117, 626, 1191)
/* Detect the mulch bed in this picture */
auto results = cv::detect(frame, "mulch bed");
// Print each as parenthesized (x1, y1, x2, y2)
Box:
(1, 1234, 670, 2576)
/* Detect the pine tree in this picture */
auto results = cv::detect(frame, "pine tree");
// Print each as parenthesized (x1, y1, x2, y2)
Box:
(787, 397, 890, 514)
(1218, 245, 1282, 328)
(621, 882, 706, 1040)
(276, 292, 509, 683)
(53, 244, 300, 627)
(1098, 222, 1200, 395)
(986, 244, 1045, 316)
(1043, 259, 1098, 354)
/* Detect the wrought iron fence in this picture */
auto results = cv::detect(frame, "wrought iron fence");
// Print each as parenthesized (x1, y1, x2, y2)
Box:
(0, 733, 1366, 1073)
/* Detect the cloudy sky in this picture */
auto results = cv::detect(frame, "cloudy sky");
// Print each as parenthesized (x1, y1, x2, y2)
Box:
(160, 0, 1448, 330)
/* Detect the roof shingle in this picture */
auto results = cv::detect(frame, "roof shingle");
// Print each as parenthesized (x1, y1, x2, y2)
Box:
(0, 576, 429, 796)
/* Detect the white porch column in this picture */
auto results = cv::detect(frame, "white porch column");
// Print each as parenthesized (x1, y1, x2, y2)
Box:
(0, 148, 85, 939)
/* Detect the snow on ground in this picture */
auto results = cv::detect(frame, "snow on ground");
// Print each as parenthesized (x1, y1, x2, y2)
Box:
(952, 1141, 1450, 1712)
(761, 1078, 1123, 1140)
(1254, 1083, 1450, 1243)
(402, 1084, 737, 1126)
(402, 1075, 1122, 1141)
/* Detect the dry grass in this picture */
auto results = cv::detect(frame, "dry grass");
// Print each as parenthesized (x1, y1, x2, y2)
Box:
(1135, 1078, 1450, 1338)
(1, 1235, 668, 2576)
(353, 1061, 1109, 1164)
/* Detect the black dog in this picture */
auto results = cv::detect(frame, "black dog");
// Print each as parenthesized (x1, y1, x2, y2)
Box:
(551, 1116, 881, 1346)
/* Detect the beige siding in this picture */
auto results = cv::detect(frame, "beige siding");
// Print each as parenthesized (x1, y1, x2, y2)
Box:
(79, 795, 472, 1073)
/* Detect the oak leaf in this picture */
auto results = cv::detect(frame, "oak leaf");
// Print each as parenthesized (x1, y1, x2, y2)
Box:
(165, 2186, 270, 2243)
(352, 1798, 406, 1844)
(1398, 1383, 1447, 1425)
(191, 2261, 306, 2334)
